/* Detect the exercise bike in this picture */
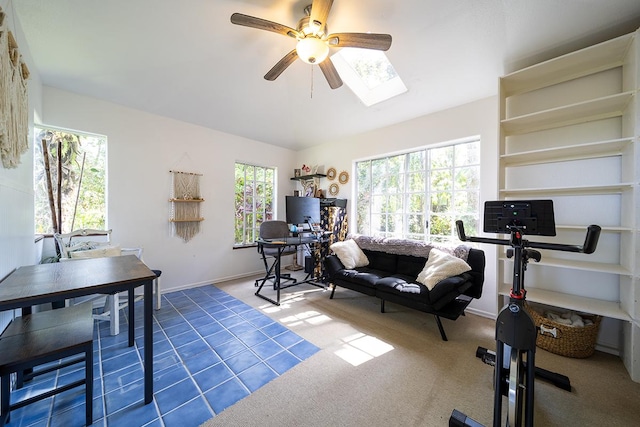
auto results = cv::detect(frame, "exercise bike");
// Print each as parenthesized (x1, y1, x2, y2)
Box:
(449, 200, 601, 427)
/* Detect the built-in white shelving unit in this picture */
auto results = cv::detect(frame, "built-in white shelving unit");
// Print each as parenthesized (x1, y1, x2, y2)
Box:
(499, 29, 639, 381)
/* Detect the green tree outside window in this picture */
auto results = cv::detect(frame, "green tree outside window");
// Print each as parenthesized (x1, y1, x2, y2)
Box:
(34, 127, 107, 234)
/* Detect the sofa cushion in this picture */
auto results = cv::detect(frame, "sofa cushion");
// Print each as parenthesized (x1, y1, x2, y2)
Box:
(330, 239, 369, 269)
(416, 248, 471, 290)
(363, 250, 397, 273)
(427, 274, 470, 308)
(334, 269, 384, 288)
(376, 276, 430, 303)
(396, 254, 427, 279)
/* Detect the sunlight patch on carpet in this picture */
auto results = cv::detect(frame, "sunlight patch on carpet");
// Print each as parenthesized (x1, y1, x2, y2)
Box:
(280, 310, 333, 327)
(335, 332, 394, 366)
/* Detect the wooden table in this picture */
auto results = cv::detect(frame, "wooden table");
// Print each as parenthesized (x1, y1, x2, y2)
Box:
(0, 255, 156, 404)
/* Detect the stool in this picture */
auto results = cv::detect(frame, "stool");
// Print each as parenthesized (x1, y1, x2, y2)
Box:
(152, 269, 162, 309)
(0, 303, 94, 426)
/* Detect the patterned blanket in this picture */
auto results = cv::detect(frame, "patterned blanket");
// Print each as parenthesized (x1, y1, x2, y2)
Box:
(349, 234, 471, 261)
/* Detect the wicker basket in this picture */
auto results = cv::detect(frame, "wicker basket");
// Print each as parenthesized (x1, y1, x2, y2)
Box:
(526, 304, 601, 358)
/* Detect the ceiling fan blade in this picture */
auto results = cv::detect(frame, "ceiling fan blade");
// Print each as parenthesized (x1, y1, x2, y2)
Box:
(327, 33, 392, 51)
(231, 13, 299, 38)
(264, 49, 299, 81)
(319, 58, 343, 89)
(309, 0, 334, 29)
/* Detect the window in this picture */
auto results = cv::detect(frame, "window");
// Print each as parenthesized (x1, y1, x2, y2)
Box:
(331, 48, 407, 106)
(234, 162, 275, 246)
(34, 127, 107, 234)
(355, 138, 480, 243)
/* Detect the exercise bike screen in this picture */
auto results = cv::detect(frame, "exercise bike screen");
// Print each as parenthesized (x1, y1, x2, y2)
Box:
(483, 200, 556, 236)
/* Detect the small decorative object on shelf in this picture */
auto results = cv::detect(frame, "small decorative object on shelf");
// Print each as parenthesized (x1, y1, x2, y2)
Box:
(303, 180, 316, 197)
(294, 168, 301, 177)
(326, 167, 336, 180)
(338, 171, 349, 184)
(169, 170, 204, 242)
(329, 183, 339, 196)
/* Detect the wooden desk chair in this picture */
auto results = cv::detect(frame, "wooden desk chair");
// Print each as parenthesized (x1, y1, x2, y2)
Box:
(54, 229, 162, 335)
(0, 303, 94, 427)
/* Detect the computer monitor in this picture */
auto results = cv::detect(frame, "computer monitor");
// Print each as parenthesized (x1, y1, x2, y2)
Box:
(285, 196, 320, 225)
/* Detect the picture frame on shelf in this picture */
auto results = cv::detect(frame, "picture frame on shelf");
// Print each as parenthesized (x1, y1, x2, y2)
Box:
(304, 184, 315, 197)
(294, 168, 301, 177)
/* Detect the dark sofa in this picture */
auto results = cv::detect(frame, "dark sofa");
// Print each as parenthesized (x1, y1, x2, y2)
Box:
(324, 238, 485, 341)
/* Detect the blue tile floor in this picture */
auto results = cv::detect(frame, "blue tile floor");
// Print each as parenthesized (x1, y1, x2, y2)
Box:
(6, 285, 319, 427)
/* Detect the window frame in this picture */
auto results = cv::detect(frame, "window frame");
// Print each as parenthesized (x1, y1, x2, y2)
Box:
(355, 137, 480, 243)
(234, 162, 276, 247)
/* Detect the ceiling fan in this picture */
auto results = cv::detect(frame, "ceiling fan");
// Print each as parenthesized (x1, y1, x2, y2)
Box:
(230, 0, 392, 89)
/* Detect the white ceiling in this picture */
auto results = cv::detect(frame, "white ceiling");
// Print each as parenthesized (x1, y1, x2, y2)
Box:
(12, 0, 640, 151)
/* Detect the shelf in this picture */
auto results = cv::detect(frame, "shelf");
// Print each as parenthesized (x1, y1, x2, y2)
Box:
(501, 91, 634, 135)
(499, 256, 631, 276)
(498, 284, 630, 321)
(169, 198, 204, 202)
(498, 27, 639, 379)
(291, 174, 327, 181)
(500, 182, 634, 196)
(501, 138, 633, 166)
(501, 32, 634, 96)
(169, 218, 204, 223)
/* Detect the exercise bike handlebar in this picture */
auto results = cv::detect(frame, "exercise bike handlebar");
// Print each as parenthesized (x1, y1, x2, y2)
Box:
(455, 220, 601, 254)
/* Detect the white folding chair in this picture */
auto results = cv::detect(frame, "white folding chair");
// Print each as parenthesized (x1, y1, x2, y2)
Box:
(53, 229, 162, 336)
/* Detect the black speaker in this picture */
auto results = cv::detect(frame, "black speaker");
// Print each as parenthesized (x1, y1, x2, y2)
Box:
(304, 255, 314, 274)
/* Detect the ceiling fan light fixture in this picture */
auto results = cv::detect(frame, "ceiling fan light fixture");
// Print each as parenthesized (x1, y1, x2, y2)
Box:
(296, 37, 329, 64)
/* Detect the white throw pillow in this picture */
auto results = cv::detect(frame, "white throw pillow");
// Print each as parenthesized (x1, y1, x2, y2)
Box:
(417, 248, 471, 290)
(330, 239, 369, 269)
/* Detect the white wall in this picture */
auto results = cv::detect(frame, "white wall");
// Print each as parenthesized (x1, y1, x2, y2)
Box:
(0, 2, 43, 331)
(41, 87, 297, 292)
(294, 96, 500, 317)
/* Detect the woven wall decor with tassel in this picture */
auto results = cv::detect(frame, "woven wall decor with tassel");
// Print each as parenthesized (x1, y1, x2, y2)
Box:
(169, 170, 204, 242)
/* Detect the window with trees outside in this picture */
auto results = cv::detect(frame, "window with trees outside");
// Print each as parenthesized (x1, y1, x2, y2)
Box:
(34, 127, 107, 234)
(355, 138, 480, 243)
(234, 162, 275, 246)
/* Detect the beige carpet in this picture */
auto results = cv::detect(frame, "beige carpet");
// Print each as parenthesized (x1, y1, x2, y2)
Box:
(201, 273, 640, 426)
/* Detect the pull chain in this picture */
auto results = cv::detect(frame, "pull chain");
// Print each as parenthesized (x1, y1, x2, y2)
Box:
(310, 65, 314, 99)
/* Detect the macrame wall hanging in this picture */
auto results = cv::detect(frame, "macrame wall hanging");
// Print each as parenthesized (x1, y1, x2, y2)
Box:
(0, 6, 30, 169)
(169, 170, 204, 242)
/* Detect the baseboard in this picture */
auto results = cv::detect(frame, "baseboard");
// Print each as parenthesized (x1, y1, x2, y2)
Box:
(161, 270, 266, 294)
(465, 307, 496, 320)
(595, 343, 619, 356)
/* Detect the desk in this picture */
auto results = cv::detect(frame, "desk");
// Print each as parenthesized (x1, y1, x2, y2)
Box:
(0, 255, 156, 404)
(255, 236, 322, 306)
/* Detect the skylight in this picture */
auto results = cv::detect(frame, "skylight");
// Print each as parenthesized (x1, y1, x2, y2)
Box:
(331, 48, 407, 106)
